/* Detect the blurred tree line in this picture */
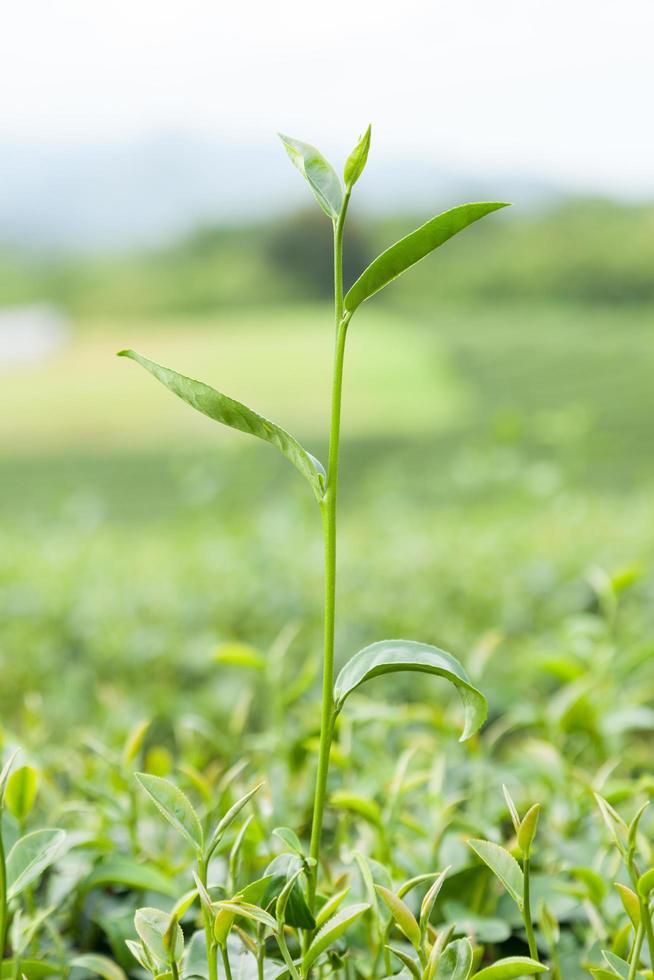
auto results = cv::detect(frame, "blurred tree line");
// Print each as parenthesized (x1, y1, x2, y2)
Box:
(1, 198, 653, 319)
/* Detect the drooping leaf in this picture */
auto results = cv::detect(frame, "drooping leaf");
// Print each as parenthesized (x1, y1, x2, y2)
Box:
(374, 885, 420, 947)
(6, 829, 66, 900)
(5, 765, 38, 823)
(83, 856, 177, 897)
(302, 903, 369, 973)
(70, 953, 128, 980)
(344, 202, 510, 314)
(470, 958, 547, 979)
(278, 134, 343, 219)
(344, 125, 371, 189)
(135, 772, 203, 850)
(467, 839, 524, 908)
(435, 938, 473, 980)
(118, 351, 325, 502)
(333, 640, 487, 741)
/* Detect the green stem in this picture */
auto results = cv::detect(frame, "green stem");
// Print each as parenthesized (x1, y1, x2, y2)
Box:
(198, 858, 218, 980)
(0, 818, 7, 959)
(307, 189, 351, 909)
(220, 944, 233, 980)
(171, 960, 180, 980)
(628, 925, 643, 980)
(522, 856, 539, 963)
(276, 927, 302, 980)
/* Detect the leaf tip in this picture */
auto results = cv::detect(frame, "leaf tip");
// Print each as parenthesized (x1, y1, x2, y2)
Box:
(116, 349, 134, 359)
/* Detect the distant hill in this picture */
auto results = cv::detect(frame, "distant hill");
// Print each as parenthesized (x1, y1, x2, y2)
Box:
(0, 133, 556, 253)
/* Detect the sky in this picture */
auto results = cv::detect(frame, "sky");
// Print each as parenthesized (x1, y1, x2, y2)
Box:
(1, 0, 653, 196)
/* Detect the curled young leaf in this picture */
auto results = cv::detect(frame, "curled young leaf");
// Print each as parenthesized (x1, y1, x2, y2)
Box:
(278, 133, 343, 219)
(614, 883, 640, 929)
(333, 640, 487, 741)
(344, 202, 510, 315)
(517, 803, 541, 855)
(118, 350, 325, 502)
(344, 125, 372, 189)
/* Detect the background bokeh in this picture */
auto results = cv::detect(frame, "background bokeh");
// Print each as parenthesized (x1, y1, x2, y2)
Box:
(2, 0, 653, 740)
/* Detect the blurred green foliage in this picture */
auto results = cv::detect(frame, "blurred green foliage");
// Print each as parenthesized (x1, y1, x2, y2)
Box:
(3, 198, 654, 317)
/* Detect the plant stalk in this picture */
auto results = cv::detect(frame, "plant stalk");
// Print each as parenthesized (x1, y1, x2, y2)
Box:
(522, 856, 539, 964)
(220, 944, 233, 980)
(628, 924, 644, 980)
(0, 823, 7, 959)
(198, 857, 218, 980)
(307, 189, 351, 909)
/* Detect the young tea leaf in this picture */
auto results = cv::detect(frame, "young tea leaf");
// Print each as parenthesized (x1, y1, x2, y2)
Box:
(434, 938, 473, 980)
(387, 945, 421, 980)
(374, 885, 421, 948)
(272, 826, 304, 857)
(301, 903, 369, 973)
(517, 803, 541, 855)
(70, 954, 128, 980)
(205, 781, 263, 859)
(5, 765, 38, 823)
(315, 887, 351, 928)
(471, 958, 547, 979)
(344, 125, 371, 189)
(217, 901, 277, 931)
(333, 640, 487, 741)
(6, 829, 66, 901)
(135, 772, 203, 851)
(614, 883, 640, 929)
(344, 202, 510, 315)
(467, 839, 524, 908)
(278, 133, 343, 219)
(135, 908, 183, 968)
(264, 853, 315, 930)
(419, 867, 450, 934)
(118, 350, 325, 502)
(83, 856, 177, 897)
(0, 750, 20, 805)
(601, 950, 631, 978)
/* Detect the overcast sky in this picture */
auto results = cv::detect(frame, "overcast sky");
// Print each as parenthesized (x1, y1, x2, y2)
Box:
(2, 0, 653, 196)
